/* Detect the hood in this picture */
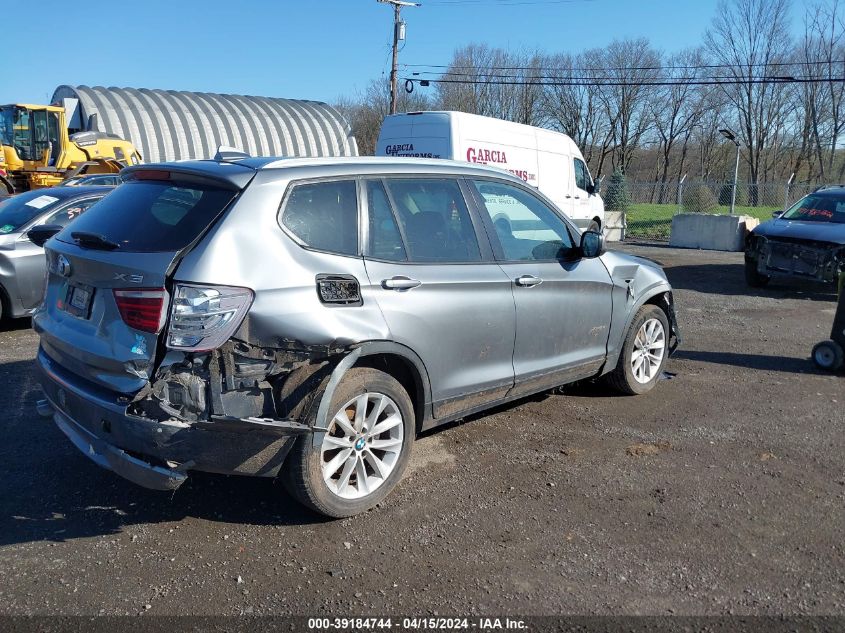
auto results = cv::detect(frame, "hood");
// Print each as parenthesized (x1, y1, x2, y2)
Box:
(601, 249, 667, 277)
(753, 218, 845, 245)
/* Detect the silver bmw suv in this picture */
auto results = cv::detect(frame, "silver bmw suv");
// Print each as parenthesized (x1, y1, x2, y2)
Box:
(33, 155, 679, 518)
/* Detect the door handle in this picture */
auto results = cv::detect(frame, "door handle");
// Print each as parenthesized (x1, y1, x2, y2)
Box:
(564, 195, 572, 199)
(515, 275, 542, 287)
(573, 195, 581, 199)
(382, 276, 422, 290)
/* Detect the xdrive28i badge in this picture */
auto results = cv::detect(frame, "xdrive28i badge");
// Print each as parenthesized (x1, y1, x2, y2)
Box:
(56, 255, 72, 278)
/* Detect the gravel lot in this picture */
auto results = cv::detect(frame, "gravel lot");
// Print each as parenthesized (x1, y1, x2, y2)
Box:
(0, 244, 842, 617)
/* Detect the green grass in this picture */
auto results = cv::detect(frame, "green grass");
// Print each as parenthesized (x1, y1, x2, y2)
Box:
(623, 203, 780, 240)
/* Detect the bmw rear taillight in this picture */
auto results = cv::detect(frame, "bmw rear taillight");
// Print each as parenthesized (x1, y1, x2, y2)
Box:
(113, 288, 167, 333)
(166, 284, 253, 352)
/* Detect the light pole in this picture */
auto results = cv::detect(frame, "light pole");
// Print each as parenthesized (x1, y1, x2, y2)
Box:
(378, 0, 421, 115)
(719, 128, 740, 216)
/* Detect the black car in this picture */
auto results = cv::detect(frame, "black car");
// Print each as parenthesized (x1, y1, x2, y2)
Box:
(745, 186, 845, 287)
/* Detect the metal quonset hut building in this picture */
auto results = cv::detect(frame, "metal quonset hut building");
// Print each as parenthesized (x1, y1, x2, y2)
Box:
(50, 85, 358, 163)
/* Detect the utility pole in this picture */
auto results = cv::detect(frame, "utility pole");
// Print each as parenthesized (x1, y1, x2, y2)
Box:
(377, 0, 420, 115)
(719, 128, 741, 216)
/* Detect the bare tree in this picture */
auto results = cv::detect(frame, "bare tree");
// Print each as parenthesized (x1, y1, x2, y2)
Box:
(538, 50, 614, 176)
(705, 0, 794, 202)
(594, 38, 661, 174)
(335, 78, 432, 156)
(650, 48, 710, 200)
(436, 44, 544, 125)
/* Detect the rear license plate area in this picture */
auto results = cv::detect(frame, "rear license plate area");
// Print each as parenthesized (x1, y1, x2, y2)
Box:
(63, 283, 94, 318)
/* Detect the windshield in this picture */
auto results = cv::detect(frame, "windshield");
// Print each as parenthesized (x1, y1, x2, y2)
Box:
(0, 190, 65, 234)
(0, 106, 13, 146)
(782, 193, 845, 224)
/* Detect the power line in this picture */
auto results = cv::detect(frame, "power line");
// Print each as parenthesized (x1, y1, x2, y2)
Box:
(402, 58, 845, 74)
(403, 76, 845, 88)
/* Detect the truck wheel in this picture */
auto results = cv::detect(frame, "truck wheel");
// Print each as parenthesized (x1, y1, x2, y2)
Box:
(745, 257, 770, 288)
(282, 367, 414, 518)
(606, 305, 669, 395)
(811, 340, 844, 371)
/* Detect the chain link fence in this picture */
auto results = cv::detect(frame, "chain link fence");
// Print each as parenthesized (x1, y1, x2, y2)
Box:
(601, 179, 818, 242)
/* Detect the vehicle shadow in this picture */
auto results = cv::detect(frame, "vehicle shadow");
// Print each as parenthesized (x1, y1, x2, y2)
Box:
(673, 349, 832, 375)
(0, 356, 333, 547)
(0, 316, 33, 332)
(664, 262, 837, 301)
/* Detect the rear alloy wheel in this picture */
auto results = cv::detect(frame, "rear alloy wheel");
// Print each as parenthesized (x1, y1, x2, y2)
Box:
(811, 340, 844, 371)
(282, 367, 414, 518)
(606, 305, 670, 395)
(744, 257, 770, 288)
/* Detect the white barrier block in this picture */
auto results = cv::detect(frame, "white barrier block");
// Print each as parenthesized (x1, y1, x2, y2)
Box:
(669, 213, 759, 252)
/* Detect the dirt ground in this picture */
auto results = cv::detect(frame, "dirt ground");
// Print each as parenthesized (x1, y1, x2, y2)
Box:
(0, 244, 842, 617)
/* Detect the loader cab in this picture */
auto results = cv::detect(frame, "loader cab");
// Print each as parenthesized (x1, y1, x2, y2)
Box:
(0, 105, 64, 166)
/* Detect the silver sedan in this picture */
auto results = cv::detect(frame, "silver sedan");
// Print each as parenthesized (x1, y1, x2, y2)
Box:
(0, 187, 110, 320)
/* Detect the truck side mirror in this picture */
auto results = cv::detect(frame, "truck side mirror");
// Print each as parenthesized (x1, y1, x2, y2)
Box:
(586, 182, 596, 196)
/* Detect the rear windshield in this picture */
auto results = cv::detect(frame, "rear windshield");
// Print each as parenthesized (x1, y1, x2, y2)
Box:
(56, 180, 238, 252)
(782, 194, 845, 224)
(0, 191, 65, 234)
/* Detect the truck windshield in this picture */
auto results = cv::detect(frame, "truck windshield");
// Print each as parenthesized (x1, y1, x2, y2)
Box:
(0, 107, 13, 146)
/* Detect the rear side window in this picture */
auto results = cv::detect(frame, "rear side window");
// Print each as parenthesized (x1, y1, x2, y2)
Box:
(281, 180, 359, 256)
(56, 180, 237, 252)
(383, 178, 481, 263)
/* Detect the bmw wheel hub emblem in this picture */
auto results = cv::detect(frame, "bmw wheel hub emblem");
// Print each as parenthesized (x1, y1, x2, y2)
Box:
(355, 437, 366, 451)
(57, 254, 72, 278)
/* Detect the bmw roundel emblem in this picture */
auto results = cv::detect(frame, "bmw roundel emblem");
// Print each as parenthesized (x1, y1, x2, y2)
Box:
(57, 254, 72, 278)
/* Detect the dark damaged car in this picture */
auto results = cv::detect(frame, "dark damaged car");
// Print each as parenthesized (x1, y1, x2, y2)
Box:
(33, 155, 679, 518)
(745, 186, 845, 288)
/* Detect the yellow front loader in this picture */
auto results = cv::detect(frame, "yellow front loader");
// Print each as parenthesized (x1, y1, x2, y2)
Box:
(0, 103, 142, 193)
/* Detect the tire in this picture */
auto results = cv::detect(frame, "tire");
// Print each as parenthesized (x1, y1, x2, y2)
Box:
(811, 340, 844, 371)
(282, 367, 414, 518)
(745, 257, 770, 288)
(606, 305, 670, 395)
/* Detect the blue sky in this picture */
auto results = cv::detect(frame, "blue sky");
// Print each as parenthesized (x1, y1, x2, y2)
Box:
(4, 0, 801, 106)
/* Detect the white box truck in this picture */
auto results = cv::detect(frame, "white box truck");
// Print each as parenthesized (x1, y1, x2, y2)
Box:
(376, 111, 604, 232)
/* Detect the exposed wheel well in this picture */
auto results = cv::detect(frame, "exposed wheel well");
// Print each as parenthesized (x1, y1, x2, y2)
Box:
(592, 216, 602, 228)
(644, 291, 670, 320)
(355, 353, 425, 435)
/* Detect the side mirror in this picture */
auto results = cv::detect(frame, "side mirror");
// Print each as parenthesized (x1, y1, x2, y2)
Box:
(586, 182, 596, 196)
(27, 224, 63, 248)
(772, 210, 784, 219)
(580, 229, 604, 258)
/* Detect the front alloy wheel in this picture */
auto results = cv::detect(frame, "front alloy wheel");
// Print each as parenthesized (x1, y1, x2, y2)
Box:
(606, 304, 670, 395)
(631, 318, 666, 384)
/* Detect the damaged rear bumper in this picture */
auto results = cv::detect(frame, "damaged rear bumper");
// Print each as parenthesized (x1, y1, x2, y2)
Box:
(37, 347, 305, 491)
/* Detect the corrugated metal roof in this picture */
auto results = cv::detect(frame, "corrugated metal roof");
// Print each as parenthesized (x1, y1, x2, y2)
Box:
(51, 85, 358, 163)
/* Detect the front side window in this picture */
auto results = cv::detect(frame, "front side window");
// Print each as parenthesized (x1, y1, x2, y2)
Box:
(573, 158, 590, 192)
(383, 178, 481, 263)
(473, 180, 576, 261)
(281, 180, 359, 255)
